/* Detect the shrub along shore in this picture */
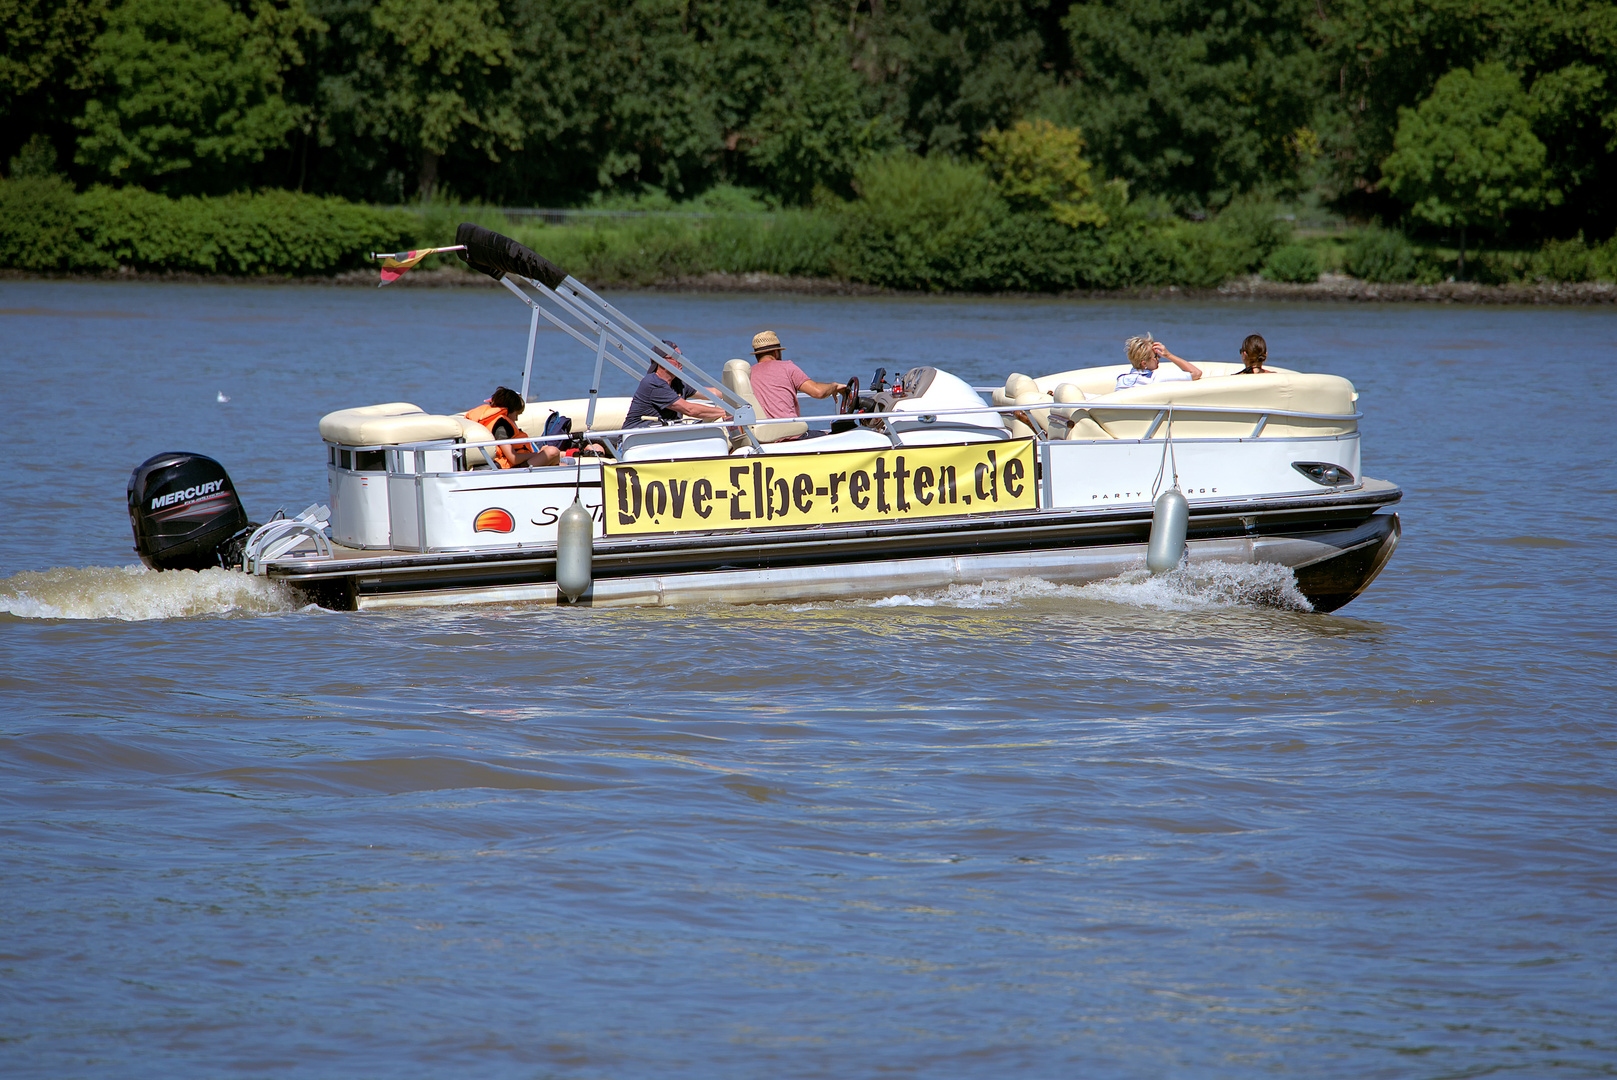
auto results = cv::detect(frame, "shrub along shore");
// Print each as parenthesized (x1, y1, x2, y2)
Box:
(11, 264, 1611, 307)
(4, 172, 1615, 300)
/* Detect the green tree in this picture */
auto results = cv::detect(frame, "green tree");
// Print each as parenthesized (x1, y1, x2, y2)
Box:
(744, 20, 899, 204)
(0, 0, 107, 172)
(838, 153, 1010, 289)
(1380, 62, 1553, 274)
(0, 172, 83, 269)
(1316, 0, 1494, 188)
(367, 0, 521, 197)
(1209, 193, 1292, 272)
(487, 0, 900, 207)
(850, 0, 1060, 157)
(73, 0, 317, 193)
(1318, 0, 1617, 237)
(978, 119, 1106, 226)
(289, 0, 1080, 207)
(0, 0, 104, 110)
(1050, 0, 1322, 211)
(308, 0, 523, 201)
(476, 0, 728, 204)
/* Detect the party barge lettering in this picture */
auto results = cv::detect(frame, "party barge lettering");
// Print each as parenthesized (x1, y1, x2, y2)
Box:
(603, 441, 1037, 536)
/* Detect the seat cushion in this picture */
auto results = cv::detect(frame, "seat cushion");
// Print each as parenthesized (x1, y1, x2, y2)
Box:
(526, 396, 632, 433)
(723, 358, 808, 442)
(454, 415, 498, 467)
(1007, 390, 1053, 439)
(320, 404, 461, 446)
(1080, 371, 1358, 438)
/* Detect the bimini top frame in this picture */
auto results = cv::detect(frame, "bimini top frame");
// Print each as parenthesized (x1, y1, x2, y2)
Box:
(453, 223, 753, 434)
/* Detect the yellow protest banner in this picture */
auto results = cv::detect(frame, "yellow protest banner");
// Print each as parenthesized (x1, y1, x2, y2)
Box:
(603, 439, 1036, 535)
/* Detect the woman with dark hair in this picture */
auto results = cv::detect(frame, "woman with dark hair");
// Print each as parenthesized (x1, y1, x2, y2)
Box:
(1237, 335, 1275, 374)
(462, 386, 561, 468)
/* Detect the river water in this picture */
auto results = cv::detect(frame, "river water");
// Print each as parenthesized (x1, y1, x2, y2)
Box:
(2, 281, 1614, 1078)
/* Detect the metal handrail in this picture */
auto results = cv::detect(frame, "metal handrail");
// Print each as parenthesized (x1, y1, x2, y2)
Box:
(326, 398, 1361, 459)
(243, 505, 333, 574)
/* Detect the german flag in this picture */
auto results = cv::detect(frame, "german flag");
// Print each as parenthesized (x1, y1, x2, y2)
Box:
(370, 244, 466, 286)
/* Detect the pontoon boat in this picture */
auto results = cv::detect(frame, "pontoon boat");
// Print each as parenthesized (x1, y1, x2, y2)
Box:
(126, 225, 1400, 613)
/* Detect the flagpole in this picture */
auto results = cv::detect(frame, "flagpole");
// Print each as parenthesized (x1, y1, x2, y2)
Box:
(369, 244, 467, 260)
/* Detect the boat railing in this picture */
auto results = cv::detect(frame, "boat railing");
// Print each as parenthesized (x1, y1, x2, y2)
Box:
(331, 397, 1363, 471)
(1029, 400, 1362, 441)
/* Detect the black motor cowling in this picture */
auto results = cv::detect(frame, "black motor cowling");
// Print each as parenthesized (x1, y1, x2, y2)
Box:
(128, 452, 250, 571)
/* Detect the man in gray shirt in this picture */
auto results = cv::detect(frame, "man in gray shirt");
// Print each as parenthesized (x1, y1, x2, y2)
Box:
(623, 341, 730, 429)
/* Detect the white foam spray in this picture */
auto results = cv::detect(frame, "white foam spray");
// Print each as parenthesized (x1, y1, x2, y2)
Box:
(869, 562, 1312, 613)
(0, 565, 303, 621)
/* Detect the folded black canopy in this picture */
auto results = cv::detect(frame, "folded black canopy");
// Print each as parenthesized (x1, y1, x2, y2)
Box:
(455, 222, 567, 290)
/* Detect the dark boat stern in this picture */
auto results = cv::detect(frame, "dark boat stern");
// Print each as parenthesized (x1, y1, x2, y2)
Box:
(1289, 512, 1401, 613)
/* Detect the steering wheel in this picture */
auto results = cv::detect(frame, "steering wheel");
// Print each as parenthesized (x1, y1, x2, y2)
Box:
(840, 375, 859, 415)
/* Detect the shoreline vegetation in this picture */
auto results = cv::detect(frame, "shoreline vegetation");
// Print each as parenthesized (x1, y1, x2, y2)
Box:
(3, 172, 1615, 304)
(6, 0, 1614, 308)
(6, 264, 1614, 306)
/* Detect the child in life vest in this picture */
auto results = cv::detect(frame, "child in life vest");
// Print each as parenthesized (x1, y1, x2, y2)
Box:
(462, 387, 561, 468)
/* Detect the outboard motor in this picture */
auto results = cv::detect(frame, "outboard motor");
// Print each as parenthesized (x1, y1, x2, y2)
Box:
(127, 451, 251, 571)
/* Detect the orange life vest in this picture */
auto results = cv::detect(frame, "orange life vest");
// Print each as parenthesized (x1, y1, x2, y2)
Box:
(463, 403, 532, 468)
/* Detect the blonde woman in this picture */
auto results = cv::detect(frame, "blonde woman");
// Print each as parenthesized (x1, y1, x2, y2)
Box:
(1116, 335, 1203, 390)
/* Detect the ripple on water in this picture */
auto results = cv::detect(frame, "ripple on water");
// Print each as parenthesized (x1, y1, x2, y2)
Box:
(3, 287, 1615, 1079)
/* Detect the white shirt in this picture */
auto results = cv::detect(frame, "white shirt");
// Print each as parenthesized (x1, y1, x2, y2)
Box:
(1115, 367, 1192, 391)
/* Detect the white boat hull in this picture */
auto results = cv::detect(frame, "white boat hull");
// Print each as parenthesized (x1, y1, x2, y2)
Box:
(269, 486, 1400, 614)
(356, 516, 1398, 612)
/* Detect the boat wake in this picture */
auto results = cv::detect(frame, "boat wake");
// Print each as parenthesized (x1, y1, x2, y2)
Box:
(868, 562, 1314, 613)
(0, 565, 305, 621)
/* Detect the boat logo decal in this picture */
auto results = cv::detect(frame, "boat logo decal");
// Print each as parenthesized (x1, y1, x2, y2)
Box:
(473, 507, 516, 533)
(150, 479, 227, 510)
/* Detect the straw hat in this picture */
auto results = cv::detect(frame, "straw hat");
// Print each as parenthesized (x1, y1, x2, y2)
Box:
(751, 330, 782, 355)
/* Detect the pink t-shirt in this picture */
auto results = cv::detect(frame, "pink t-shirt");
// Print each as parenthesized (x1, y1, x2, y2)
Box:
(749, 359, 809, 419)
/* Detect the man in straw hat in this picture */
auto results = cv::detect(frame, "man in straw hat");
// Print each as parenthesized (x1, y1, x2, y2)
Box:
(748, 330, 847, 420)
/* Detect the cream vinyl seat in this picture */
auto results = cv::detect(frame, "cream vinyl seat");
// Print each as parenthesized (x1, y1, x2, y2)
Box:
(722, 359, 809, 443)
(452, 415, 501, 468)
(990, 365, 1359, 440)
(1057, 370, 1356, 440)
(320, 400, 634, 470)
(527, 396, 632, 433)
(319, 403, 463, 447)
(1084, 370, 1358, 439)
(991, 373, 1053, 439)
